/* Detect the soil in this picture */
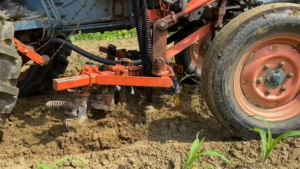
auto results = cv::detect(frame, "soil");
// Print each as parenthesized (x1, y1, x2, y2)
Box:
(1, 39, 300, 169)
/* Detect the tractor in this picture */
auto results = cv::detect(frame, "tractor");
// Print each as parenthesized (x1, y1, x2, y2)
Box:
(1, 0, 300, 140)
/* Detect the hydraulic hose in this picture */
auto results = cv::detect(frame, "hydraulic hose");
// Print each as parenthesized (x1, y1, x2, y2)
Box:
(139, 0, 153, 102)
(50, 38, 142, 65)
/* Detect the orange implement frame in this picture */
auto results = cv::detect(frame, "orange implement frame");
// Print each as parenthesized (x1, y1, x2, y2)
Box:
(166, 23, 212, 60)
(53, 65, 174, 91)
(13, 38, 47, 66)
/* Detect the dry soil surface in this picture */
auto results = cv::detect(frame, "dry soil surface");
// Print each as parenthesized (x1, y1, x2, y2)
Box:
(1, 39, 300, 169)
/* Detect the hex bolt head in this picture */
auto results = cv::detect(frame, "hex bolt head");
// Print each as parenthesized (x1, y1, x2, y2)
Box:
(257, 78, 263, 84)
(264, 65, 270, 69)
(279, 61, 285, 67)
(281, 86, 287, 91)
(266, 89, 271, 95)
(288, 73, 294, 78)
(160, 22, 166, 28)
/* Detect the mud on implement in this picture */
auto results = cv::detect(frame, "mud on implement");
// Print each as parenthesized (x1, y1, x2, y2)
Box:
(2, 0, 300, 139)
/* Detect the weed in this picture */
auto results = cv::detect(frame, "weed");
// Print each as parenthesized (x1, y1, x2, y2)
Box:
(36, 157, 85, 169)
(249, 115, 300, 168)
(184, 133, 231, 169)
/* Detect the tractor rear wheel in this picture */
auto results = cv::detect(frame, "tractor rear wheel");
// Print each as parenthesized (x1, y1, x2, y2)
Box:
(0, 21, 22, 127)
(201, 3, 300, 139)
(175, 29, 211, 84)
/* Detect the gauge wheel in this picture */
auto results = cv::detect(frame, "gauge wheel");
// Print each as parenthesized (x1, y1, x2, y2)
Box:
(175, 29, 211, 84)
(17, 40, 71, 98)
(201, 3, 300, 139)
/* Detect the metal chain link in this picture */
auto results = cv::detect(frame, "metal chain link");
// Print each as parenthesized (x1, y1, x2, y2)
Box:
(51, 0, 98, 58)
(36, 0, 89, 52)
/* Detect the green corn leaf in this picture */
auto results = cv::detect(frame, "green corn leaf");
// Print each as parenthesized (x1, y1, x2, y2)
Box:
(253, 128, 268, 157)
(203, 151, 231, 165)
(193, 163, 215, 169)
(179, 74, 200, 84)
(248, 115, 273, 149)
(264, 131, 300, 165)
(184, 133, 205, 169)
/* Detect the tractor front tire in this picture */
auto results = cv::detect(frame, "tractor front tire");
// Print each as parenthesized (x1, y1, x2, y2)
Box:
(0, 21, 22, 127)
(202, 3, 300, 139)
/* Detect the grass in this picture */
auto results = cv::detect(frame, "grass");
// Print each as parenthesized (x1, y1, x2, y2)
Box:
(249, 115, 300, 168)
(36, 157, 85, 169)
(184, 133, 231, 169)
(71, 29, 137, 42)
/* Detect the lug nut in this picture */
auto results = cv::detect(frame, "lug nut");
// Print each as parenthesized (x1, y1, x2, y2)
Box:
(266, 89, 271, 95)
(257, 78, 263, 84)
(264, 65, 270, 69)
(270, 46, 274, 50)
(279, 61, 285, 67)
(281, 86, 287, 91)
(288, 73, 294, 78)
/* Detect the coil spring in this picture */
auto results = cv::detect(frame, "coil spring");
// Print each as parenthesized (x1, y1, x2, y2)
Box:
(46, 101, 75, 110)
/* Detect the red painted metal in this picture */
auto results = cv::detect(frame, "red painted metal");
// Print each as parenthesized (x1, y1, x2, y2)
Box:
(53, 65, 174, 91)
(166, 23, 212, 60)
(13, 38, 47, 66)
(235, 34, 300, 121)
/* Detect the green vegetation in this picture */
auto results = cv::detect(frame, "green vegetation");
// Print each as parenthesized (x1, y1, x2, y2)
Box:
(36, 157, 85, 169)
(71, 29, 137, 41)
(184, 133, 231, 169)
(249, 115, 300, 168)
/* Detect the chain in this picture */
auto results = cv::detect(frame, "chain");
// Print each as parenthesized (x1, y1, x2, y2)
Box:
(51, 0, 98, 58)
(36, 0, 89, 52)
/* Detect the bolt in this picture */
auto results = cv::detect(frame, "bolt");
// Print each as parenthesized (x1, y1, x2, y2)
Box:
(281, 86, 287, 91)
(288, 73, 294, 78)
(270, 46, 274, 50)
(24, 49, 28, 54)
(264, 65, 270, 69)
(257, 78, 263, 84)
(266, 89, 271, 95)
(39, 61, 43, 64)
(279, 61, 285, 67)
(120, 70, 124, 74)
(160, 22, 166, 28)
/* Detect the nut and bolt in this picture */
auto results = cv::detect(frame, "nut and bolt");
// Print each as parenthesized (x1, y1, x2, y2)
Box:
(160, 22, 166, 28)
(279, 61, 285, 67)
(281, 86, 287, 91)
(264, 64, 270, 69)
(24, 49, 28, 54)
(288, 73, 294, 78)
(266, 89, 271, 95)
(257, 78, 263, 84)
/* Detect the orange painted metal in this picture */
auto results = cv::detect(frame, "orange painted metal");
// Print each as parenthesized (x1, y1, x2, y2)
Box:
(185, 0, 215, 14)
(166, 23, 212, 60)
(234, 34, 300, 121)
(13, 38, 47, 66)
(53, 65, 174, 91)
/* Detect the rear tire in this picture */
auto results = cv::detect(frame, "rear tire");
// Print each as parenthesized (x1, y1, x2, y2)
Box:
(201, 3, 300, 139)
(0, 21, 22, 127)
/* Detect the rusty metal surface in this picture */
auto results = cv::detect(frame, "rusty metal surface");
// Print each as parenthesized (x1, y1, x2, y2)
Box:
(214, 0, 227, 28)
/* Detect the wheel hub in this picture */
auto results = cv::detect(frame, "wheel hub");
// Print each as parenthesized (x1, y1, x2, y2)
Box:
(240, 44, 300, 108)
(263, 67, 286, 88)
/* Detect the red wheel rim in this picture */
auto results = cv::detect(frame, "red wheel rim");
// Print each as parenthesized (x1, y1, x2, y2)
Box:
(189, 34, 211, 69)
(234, 34, 300, 121)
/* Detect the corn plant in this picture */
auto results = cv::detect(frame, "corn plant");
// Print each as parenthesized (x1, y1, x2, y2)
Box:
(36, 157, 85, 169)
(184, 133, 231, 169)
(249, 115, 300, 168)
(179, 74, 200, 85)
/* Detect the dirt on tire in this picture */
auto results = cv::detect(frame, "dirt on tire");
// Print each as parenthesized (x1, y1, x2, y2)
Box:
(1, 39, 300, 169)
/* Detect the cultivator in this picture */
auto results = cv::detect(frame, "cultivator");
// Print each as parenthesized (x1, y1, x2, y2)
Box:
(4, 0, 300, 139)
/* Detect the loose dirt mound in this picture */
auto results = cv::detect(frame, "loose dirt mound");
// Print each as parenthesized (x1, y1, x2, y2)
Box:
(1, 39, 300, 169)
